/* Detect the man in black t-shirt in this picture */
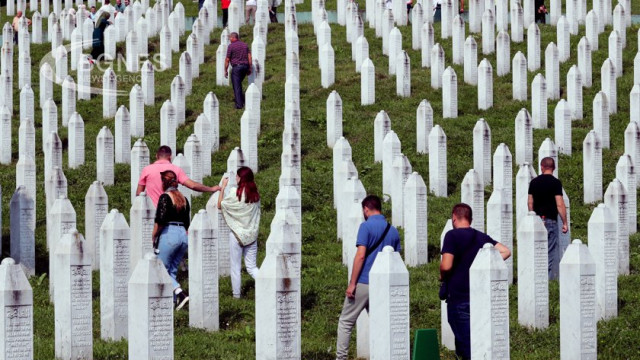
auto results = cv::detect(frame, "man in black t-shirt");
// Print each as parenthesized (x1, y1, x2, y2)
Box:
(440, 203, 511, 360)
(528, 157, 568, 281)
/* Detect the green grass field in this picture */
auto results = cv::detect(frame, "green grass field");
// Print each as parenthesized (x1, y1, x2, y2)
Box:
(0, 1, 640, 359)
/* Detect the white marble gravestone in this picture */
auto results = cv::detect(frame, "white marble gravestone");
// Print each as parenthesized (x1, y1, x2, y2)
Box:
(593, 92, 610, 149)
(478, 59, 493, 110)
(44, 167, 67, 230)
(545, 43, 560, 100)
(396, 51, 411, 97)
(625, 122, 640, 188)
(16, 156, 36, 209)
(97, 127, 115, 186)
(452, 16, 465, 65)
(333, 137, 353, 208)
(388, 27, 402, 74)
(510, 2, 523, 42)
(411, 3, 423, 50)
(320, 43, 335, 88)
(583, 130, 602, 204)
(487, 188, 513, 283)
(557, 16, 570, 62)
(0, 257, 33, 359)
(588, 204, 617, 320)
(171, 75, 186, 126)
(85, 181, 108, 271)
(18, 116, 35, 163)
(100, 210, 130, 341)
(482, 9, 495, 55)
(54, 230, 92, 359)
(616, 155, 637, 235)
(10, 188, 35, 276)
(416, 100, 433, 154)
(129, 85, 145, 138)
(391, 154, 412, 226)
(554, 100, 572, 155)
(601, 58, 617, 114)
(382, 131, 401, 201)
(361, 58, 375, 105)
(326, 91, 343, 148)
(369, 246, 410, 359)
(240, 112, 259, 174)
(527, 23, 541, 71)
(559, 240, 597, 360)
(129, 192, 155, 273)
(204, 93, 220, 152)
(512, 51, 528, 101)
(128, 253, 174, 360)
(632, 85, 640, 124)
(131, 139, 150, 201)
(141, 61, 155, 106)
(442, 67, 458, 118)
(515, 109, 533, 165)
(464, 36, 478, 85)
(578, 37, 592, 88)
(102, 68, 117, 119)
(470, 243, 510, 359)
(567, 65, 583, 120)
(188, 210, 218, 330)
(374, 111, 391, 163)
(461, 169, 485, 232)
(532, 74, 547, 129)
(19, 85, 34, 125)
(44, 132, 62, 188)
(0, 108, 9, 165)
(493, 143, 512, 200)
(431, 44, 445, 89)
(403, 172, 428, 267)
(160, 100, 177, 154)
(421, 23, 434, 68)
(60, 77, 76, 128)
(496, 31, 510, 76)
(255, 251, 301, 359)
(194, 115, 213, 177)
(115, 106, 131, 164)
(517, 212, 548, 329)
(429, 125, 447, 197)
(604, 179, 629, 275)
(355, 36, 369, 73)
(473, 119, 492, 185)
(179, 52, 193, 95)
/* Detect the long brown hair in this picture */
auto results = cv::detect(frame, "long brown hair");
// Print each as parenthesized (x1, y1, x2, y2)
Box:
(161, 170, 187, 211)
(236, 167, 260, 203)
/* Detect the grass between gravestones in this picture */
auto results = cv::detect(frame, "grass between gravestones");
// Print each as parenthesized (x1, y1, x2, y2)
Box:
(0, 1, 640, 358)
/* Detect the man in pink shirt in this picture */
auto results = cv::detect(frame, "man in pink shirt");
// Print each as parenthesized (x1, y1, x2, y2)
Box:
(136, 145, 221, 206)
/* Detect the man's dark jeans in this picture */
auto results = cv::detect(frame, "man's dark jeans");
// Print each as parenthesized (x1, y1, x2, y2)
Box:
(231, 64, 249, 109)
(447, 302, 471, 360)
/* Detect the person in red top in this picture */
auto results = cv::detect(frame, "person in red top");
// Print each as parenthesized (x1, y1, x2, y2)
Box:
(136, 145, 221, 206)
(221, 0, 231, 27)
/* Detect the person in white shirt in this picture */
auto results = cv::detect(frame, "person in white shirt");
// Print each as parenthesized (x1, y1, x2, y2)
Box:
(245, 0, 257, 25)
(95, 0, 116, 23)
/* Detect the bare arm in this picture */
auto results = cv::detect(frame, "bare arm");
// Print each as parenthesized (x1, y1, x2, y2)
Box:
(346, 246, 367, 298)
(151, 223, 163, 242)
(439, 253, 454, 281)
(528, 194, 534, 211)
(556, 195, 568, 233)
(495, 243, 511, 260)
(136, 184, 145, 197)
(224, 57, 230, 77)
(183, 178, 220, 194)
(217, 177, 230, 209)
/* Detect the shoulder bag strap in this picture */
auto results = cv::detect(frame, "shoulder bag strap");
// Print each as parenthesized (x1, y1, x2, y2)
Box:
(365, 223, 392, 258)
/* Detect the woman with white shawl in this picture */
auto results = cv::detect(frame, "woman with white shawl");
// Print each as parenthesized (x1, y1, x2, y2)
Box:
(218, 166, 261, 298)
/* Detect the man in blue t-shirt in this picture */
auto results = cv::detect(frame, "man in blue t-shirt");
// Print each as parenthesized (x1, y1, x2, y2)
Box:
(440, 203, 511, 360)
(335, 195, 401, 360)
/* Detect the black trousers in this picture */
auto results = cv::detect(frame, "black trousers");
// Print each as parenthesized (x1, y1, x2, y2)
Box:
(231, 64, 249, 109)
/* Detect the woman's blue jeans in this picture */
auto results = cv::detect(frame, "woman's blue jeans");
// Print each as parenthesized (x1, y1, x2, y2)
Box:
(157, 225, 188, 290)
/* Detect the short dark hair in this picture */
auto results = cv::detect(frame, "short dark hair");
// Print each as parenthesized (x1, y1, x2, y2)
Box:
(452, 203, 473, 223)
(156, 145, 172, 158)
(230, 32, 239, 40)
(540, 157, 555, 170)
(361, 195, 382, 212)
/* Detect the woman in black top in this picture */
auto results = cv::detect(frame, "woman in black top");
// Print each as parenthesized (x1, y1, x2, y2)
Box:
(91, 12, 110, 61)
(152, 170, 191, 310)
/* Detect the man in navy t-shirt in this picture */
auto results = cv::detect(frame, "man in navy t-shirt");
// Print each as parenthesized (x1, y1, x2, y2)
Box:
(336, 195, 401, 360)
(440, 203, 511, 360)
